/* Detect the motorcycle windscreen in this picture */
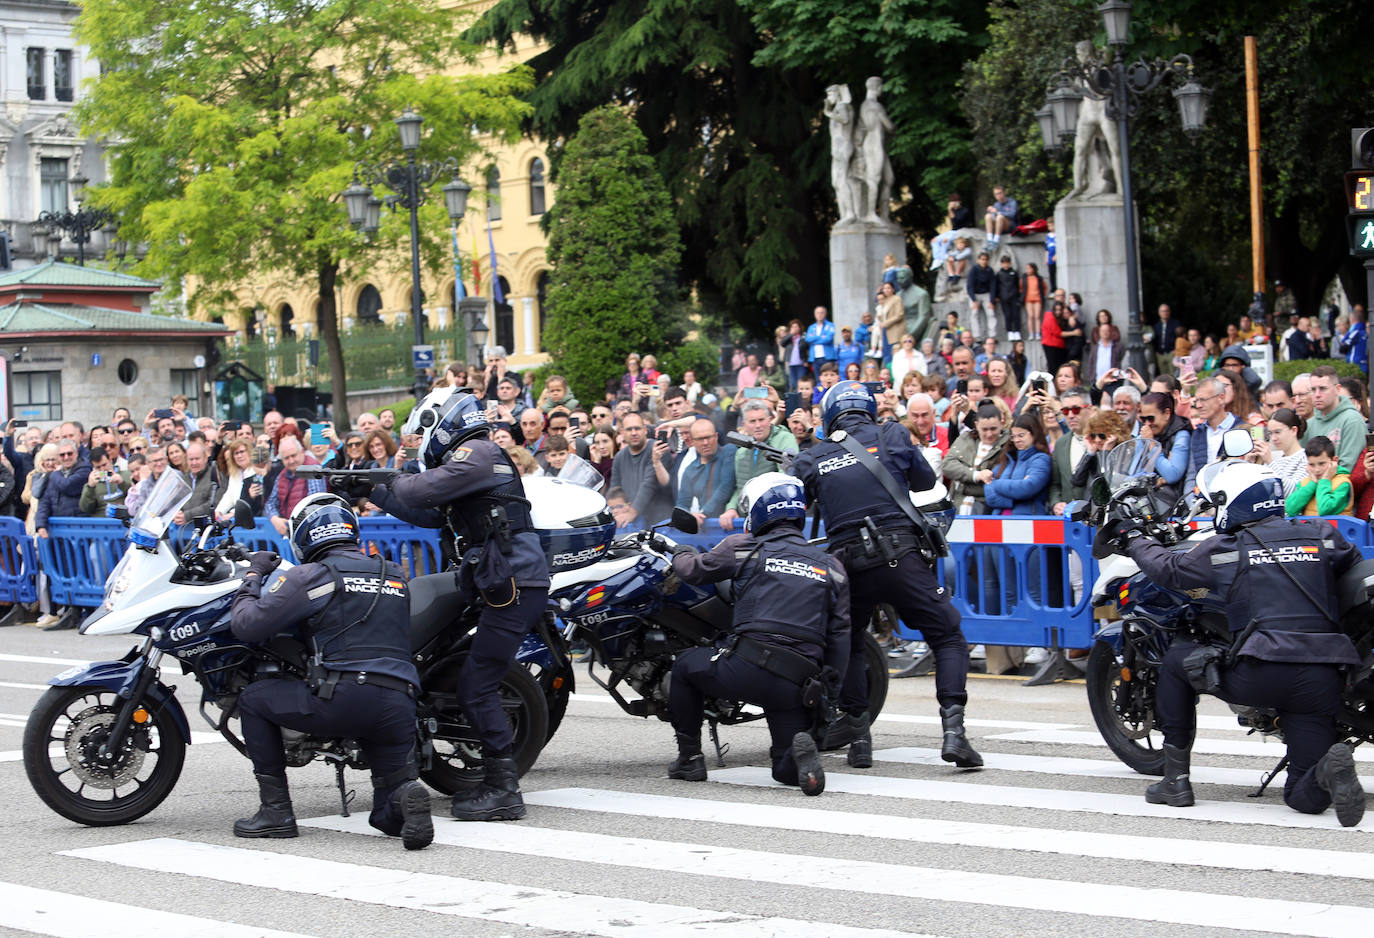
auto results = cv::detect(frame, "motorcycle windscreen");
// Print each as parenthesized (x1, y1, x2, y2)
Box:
(130, 468, 193, 540)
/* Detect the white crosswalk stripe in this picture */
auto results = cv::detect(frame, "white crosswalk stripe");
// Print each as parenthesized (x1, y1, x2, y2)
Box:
(988, 727, 1374, 761)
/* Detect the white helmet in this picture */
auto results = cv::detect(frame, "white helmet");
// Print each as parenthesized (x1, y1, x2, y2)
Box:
(1198, 461, 1284, 533)
(737, 471, 807, 534)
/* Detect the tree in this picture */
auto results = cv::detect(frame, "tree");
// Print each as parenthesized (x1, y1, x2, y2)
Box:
(962, 0, 1374, 325)
(541, 107, 685, 402)
(76, 0, 531, 427)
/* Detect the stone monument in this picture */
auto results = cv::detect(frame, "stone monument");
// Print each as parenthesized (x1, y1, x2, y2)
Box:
(826, 78, 906, 335)
(1054, 42, 1138, 327)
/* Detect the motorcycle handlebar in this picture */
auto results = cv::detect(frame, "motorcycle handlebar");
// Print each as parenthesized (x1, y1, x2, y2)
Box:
(295, 466, 399, 485)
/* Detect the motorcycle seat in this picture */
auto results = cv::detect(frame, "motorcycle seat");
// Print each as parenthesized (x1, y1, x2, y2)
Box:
(409, 572, 468, 651)
(714, 579, 735, 603)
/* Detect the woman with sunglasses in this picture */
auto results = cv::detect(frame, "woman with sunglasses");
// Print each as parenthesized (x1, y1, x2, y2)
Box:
(215, 439, 265, 520)
(1071, 410, 1132, 495)
(1137, 392, 1191, 505)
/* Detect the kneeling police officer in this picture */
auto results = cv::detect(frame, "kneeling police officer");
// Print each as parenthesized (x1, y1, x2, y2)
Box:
(1121, 461, 1366, 826)
(792, 381, 981, 769)
(369, 387, 549, 821)
(666, 472, 849, 795)
(230, 493, 433, 850)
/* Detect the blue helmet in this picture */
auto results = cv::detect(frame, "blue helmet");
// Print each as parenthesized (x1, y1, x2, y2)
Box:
(738, 471, 808, 535)
(818, 380, 877, 439)
(405, 387, 490, 469)
(288, 492, 360, 563)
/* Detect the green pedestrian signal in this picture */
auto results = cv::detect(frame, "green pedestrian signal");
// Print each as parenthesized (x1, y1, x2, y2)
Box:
(1352, 217, 1374, 258)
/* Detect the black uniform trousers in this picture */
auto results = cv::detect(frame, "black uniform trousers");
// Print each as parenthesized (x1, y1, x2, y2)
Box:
(1156, 642, 1343, 814)
(238, 679, 416, 779)
(845, 552, 969, 712)
(669, 648, 811, 786)
(460, 587, 548, 756)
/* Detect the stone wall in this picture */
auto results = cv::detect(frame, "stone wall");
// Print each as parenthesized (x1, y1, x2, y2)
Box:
(1, 336, 217, 429)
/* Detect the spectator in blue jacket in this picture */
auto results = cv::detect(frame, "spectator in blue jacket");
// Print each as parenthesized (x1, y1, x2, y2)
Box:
(804, 306, 837, 367)
(983, 414, 1052, 515)
(1137, 392, 1191, 506)
(35, 440, 91, 538)
(1338, 304, 1368, 374)
(836, 327, 864, 377)
(674, 418, 737, 528)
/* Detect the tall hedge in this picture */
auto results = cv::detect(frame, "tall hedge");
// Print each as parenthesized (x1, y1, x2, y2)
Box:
(542, 107, 685, 402)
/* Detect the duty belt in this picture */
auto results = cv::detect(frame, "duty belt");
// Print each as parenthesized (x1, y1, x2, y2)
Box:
(725, 634, 820, 686)
(317, 669, 417, 701)
(831, 525, 921, 570)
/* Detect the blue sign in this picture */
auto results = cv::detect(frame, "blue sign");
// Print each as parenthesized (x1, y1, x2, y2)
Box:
(91, 352, 102, 367)
(412, 344, 435, 370)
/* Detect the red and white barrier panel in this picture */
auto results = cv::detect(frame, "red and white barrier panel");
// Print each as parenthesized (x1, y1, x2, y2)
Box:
(947, 518, 1069, 544)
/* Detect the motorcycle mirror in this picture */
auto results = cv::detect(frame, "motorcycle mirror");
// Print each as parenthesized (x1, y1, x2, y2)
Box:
(1091, 477, 1111, 507)
(1065, 499, 1090, 523)
(670, 507, 699, 534)
(234, 499, 257, 530)
(1220, 427, 1255, 459)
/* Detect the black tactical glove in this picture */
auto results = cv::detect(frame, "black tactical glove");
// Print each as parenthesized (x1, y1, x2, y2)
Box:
(247, 551, 281, 578)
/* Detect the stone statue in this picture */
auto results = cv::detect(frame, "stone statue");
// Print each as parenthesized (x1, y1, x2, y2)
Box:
(854, 77, 895, 223)
(1067, 41, 1123, 201)
(823, 84, 860, 222)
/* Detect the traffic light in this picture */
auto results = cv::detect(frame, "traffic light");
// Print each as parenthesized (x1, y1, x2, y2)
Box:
(1348, 128, 1374, 258)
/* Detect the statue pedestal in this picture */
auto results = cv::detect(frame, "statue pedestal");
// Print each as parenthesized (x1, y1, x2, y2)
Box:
(1054, 198, 1139, 328)
(829, 221, 907, 335)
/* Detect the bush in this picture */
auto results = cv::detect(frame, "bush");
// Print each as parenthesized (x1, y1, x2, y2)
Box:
(1273, 359, 1366, 384)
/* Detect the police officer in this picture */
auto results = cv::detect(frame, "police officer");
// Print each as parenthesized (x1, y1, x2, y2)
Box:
(369, 387, 549, 821)
(792, 381, 982, 769)
(1121, 461, 1366, 826)
(666, 472, 849, 795)
(230, 493, 433, 850)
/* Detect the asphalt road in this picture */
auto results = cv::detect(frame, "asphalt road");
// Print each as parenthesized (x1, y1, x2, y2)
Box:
(1, 622, 1370, 938)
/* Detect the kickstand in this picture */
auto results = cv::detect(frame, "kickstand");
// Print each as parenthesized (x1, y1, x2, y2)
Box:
(707, 719, 730, 768)
(893, 649, 936, 679)
(1248, 755, 1289, 798)
(333, 761, 356, 817)
(1023, 649, 1071, 687)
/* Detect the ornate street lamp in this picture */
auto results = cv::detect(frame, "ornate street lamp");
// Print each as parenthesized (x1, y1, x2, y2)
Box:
(342, 109, 471, 399)
(35, 172, 115, 265)
(1035, 0, 1210, 376)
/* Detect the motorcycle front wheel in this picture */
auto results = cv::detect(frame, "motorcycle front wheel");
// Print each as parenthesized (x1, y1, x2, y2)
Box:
(1085, 641, 1165, 776)
(24, 685, 187, 826)
(420, 662, 549, 794)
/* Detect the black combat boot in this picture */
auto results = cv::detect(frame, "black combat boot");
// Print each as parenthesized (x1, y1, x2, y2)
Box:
(1314, 743, 1366, 828)
(667, 732, 707, 781)
(820, 711, 867, 750)
(792, 732, 825, 796)
(939, 704, 984, 768)
(233, 773, 298, 838)
(451, 754, 526, 821)
(1145, 743, 1195, 807)
(369, 776, 435, 850)
(847, 721, 873, 769)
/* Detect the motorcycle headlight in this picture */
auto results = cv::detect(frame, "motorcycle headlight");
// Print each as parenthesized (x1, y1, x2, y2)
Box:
(104, 572, 133, 611)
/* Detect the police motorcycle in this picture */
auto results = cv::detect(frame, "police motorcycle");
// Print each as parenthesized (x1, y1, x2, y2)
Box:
(22, 469, 549, 828)
(541, 430, 938, 761)
(1078, 430, 1374, 785)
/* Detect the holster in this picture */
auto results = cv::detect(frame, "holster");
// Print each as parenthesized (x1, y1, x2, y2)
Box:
(726, 634, 821, 687)
(1182, 644, 1226, 695)
(834, 519, 920, 572)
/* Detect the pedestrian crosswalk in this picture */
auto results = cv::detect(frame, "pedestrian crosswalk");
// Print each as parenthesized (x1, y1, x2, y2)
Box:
(4, 663, 1372, 938)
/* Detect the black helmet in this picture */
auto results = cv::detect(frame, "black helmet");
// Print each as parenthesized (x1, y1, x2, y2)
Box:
(405, 387, 490, 469)
(288, 492, 360, 563)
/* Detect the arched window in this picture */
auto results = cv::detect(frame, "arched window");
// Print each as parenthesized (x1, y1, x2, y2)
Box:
(495, 275, 514, 353)
(528, 158, 546, 216)
(356, 284, 383, 325)
(278, 303, 294, 339)
(536, 271, 550, 352)
(485, 166, 501, 222)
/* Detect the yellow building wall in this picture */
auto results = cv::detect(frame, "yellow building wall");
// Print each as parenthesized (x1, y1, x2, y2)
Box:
(210, 5, 554, 372)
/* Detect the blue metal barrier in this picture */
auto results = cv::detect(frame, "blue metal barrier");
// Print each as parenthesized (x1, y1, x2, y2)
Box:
(0, 516, 38, 603)
(39, 518, 127, 608)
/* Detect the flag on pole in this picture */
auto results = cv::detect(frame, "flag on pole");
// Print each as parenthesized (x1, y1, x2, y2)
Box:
(487, 221, 505, 305)
(450, 224, 466, 301)
(471, 224, 482, 296)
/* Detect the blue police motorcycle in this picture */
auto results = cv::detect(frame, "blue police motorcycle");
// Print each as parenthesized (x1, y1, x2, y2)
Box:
(23, 470, 549, 827)
(1081, 436, 1374, 781)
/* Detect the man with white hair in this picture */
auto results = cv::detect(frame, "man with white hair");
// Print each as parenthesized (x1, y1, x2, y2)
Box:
(265, 437, 325, 535)
(1290, 373, 1315, 422)
(904, 393, 947, 476)
(354, 412, 380, 435)
(1113, 384, 1141, 433)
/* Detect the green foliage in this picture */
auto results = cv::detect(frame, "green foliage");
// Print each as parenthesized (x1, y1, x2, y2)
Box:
(541, 108, 685, 402)
(1273, 359, 1365, 384)
(76, 0, 532, 424)
(963, 0, 1374, 329)
(657, 335, 723, 393)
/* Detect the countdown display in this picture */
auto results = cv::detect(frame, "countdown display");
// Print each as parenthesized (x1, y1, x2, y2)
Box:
(1347, 171, 1374, 213)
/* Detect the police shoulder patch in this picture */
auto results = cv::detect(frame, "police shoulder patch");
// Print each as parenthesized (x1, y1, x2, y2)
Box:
(453, 446, 472, 462)
(268, 576, 285, 593)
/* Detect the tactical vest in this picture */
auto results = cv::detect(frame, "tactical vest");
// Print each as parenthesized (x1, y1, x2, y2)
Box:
(442, 444, 534, 545)
(732, 530, 835, 662)
(305, 552, 417, 679)
(1225, 520, 1361, 665)
(809, 423, 912, 541)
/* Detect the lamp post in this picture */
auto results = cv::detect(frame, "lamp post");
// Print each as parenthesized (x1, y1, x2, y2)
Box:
(35, 173, 115, 265)
(342, 108, 472, 399)
(1038, 0, 1210, 375)
(458, 296, 490, 370)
